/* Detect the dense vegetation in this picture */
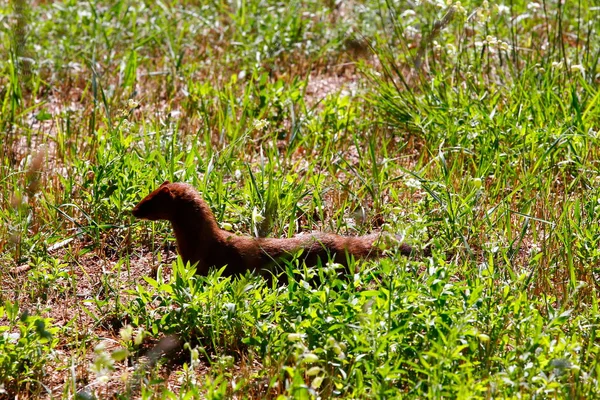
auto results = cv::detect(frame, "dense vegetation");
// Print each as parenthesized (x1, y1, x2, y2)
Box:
(1, 0, 599, 398)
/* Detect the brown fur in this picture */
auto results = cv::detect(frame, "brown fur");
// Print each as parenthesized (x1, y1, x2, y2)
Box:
(132, 181, 417, 277)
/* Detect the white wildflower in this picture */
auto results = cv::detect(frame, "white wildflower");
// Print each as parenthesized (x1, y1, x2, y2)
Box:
(570, 64, 585, 77)
(495, 4, 510, 15)
(529, 243, 541, 255)
(252, 207, 264, 224)
(476, 0, 489, 22)
(253, 119, 269, 131)
(127, 99, 139, 109)
(486, 35, 498, 46)
(467, 130, 479, 140)
(405, 178, 422, 189)
(453, 1, 466, 14)
(534, 63, 545, 73)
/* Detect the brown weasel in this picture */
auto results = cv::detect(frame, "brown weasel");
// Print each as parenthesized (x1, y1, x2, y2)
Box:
(132, 181, 418, 277)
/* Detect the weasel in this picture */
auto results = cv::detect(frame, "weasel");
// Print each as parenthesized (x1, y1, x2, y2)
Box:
(132, 181, 419, 278)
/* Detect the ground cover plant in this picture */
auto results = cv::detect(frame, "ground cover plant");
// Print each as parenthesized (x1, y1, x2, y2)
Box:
(1, 0, 599, 398)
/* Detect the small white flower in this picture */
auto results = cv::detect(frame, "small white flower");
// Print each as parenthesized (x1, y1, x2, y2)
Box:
(476, 1, 489, 21)
(571, 64, 585, 77)
(529, 243, 541, 255)
(467, 130, 479, 140)
(252, 207, 265, 224)
(552, 61, 563, 70)
(486, 35, 498, 45)
(495, 4, 510, 15)
(5, 332, 20, 343)
(127, 99, 139, 109)
(405, 178, 422, 189)
(253, 119, 269, 131)
(476, 8, 488, 21)
(453, 1, 466, 14)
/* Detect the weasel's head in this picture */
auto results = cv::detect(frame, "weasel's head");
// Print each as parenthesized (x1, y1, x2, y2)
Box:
(132, 181, 175, 221)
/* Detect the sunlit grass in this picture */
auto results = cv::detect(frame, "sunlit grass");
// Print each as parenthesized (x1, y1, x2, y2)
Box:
(1, 0, 599, 398)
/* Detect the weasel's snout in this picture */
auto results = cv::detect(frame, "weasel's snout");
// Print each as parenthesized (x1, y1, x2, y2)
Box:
(131, 206, 141, 218)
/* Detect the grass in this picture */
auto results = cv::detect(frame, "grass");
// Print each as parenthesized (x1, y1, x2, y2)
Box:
(1, 0, 599, 397)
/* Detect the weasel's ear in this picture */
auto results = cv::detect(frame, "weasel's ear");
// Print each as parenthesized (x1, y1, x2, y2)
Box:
(157, 185, 173, 199)
(159, 185, 172, 196)
(160, 180, 170, 187)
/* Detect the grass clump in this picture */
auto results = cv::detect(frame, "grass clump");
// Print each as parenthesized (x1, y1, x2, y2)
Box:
(368, 0, 600, 300)
(0, 301, 59, 397)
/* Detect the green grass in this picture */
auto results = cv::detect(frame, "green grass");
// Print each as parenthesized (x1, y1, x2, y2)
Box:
(1, 0, 600, 398)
